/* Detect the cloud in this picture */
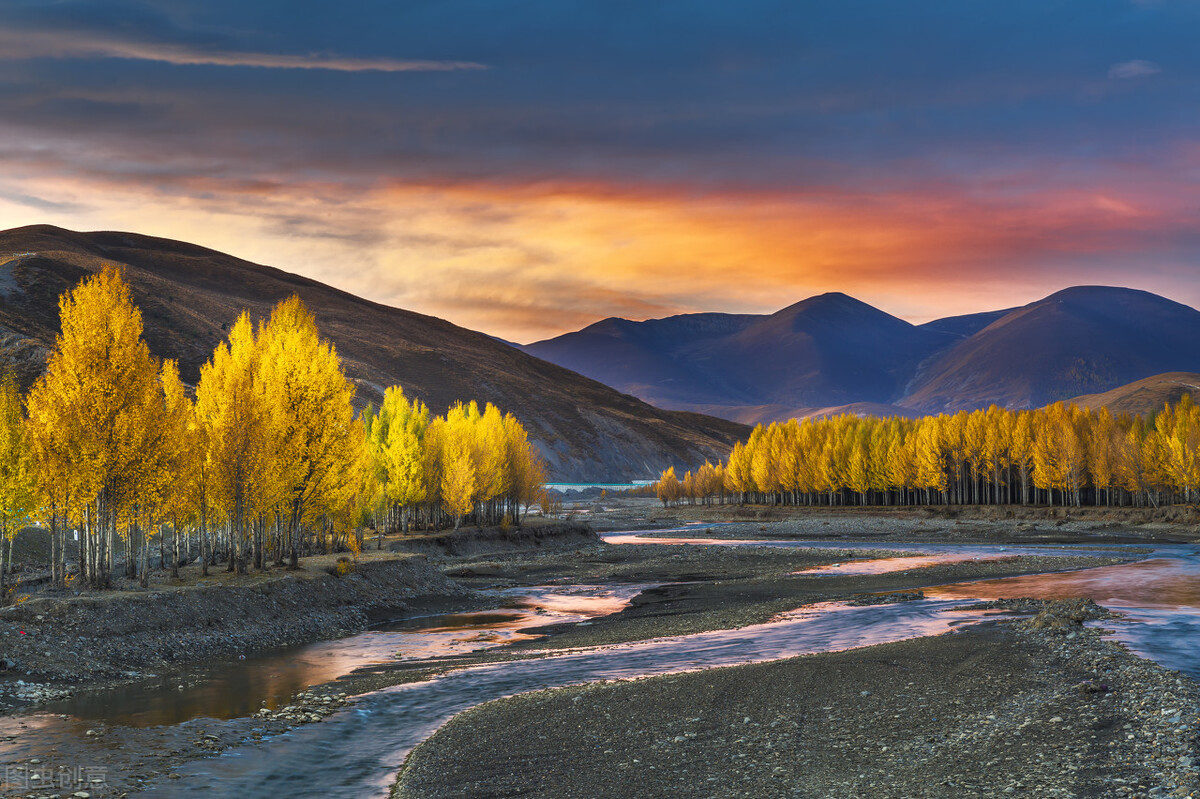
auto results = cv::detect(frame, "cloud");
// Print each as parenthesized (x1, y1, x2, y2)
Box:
(0, 29, 487, 72)
(1108, 59, 1162, 79)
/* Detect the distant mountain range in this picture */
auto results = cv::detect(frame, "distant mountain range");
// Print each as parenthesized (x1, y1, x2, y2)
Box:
(523, 286, 1200, 423)
(0, 225, 747, 481)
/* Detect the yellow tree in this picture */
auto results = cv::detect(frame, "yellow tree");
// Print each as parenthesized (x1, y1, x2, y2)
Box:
(440, 407, 477, 528)
(655, 466, 682, 507)
(724, 441, 753, 503)
(367, 386, 430, 534)
(26, 266, 166, 588)
(0, 373, 36, 601)
(258, 296, 359, 565)
(156, 360, 195, 579)
(502, 412, 545, 522)
(195, 312, 277, 574)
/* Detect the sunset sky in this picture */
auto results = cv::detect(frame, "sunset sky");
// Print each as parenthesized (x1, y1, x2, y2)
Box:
(3, 1, 1200, 342)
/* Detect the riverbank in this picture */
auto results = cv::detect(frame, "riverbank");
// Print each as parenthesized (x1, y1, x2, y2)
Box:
(0, 522, 597, 712)
(393, 601, 1200, 798)
(588, 496, 1200, 544)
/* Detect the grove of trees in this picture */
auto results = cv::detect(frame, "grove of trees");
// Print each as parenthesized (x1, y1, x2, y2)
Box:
(657, 401, 1200, 509)
(2, 266, 545, 593)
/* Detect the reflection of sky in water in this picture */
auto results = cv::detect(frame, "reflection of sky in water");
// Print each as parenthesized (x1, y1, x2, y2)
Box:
(924, 552, 1200, 678)
(793, 553, 1017, 576)
(23, 583, 650, 729)
(614, 531, 1200, 679)
(151, 599, 1001, 799)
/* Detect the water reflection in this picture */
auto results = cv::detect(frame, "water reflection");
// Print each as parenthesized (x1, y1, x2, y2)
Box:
(794, 553, 1015, 577)
(924, 551, 1200, 677)
(35, 583, 650, 728)
(149, 599, 1002, 798)
(925, 558, 1200, 609)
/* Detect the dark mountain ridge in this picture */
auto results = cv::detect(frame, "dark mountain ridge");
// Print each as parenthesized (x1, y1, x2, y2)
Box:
(526, 284, 1200, 423)
(902, 286, 1200, 412)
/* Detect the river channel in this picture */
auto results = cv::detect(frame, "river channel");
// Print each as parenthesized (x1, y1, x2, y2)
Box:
(5, 528, 1200, 797)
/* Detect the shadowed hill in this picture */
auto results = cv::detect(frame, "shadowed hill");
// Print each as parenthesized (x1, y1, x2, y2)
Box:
(523, 312, 760, 409)
(703, 293, 954, 408)
(526, 293, 956, 423)
(1062, 372, 1200, 418)
(917, 308, 1016, 339)
(0, 225, 747, 482)
(900, 287, 1200, 413)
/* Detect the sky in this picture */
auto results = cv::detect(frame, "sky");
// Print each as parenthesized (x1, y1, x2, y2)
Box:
(3, 1, 1200, 342)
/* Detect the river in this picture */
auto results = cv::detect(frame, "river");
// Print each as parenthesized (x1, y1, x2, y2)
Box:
(4, 530, 1199, 797)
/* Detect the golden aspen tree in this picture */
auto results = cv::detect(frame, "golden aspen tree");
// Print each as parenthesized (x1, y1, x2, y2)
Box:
(155, 360, 194, 579)
(257, 296, 358, 566)
(503, 413, 545, 521)
(26, 266, 166, 588)
(723, 441, 753, 503)
(195, 312, 276, 574)
(0, 373, 35, 601)
(1009, 412, 1035, 504)
(376, 387, 430, 532)
(846, 434, 871, 505)
(655, 466, 682, 507)
(1088, 407, 1117, 506)
(913, 419, 946, 503)
(440, 416, 477, 528)
(983, 406, 1012, 504)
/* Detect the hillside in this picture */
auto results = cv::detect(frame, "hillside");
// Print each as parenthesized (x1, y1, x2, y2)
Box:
(0, 225, 748, 482)
(522, 313, 759, 409)
(1062, 372, 1200, 417)
(901, 286, 1200, 413)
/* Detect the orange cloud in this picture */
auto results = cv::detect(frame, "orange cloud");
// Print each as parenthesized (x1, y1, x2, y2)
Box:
(3, 161, 1199, 342)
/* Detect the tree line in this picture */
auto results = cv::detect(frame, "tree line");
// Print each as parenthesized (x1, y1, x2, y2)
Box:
(655, 400, 1200, 509)
(0, 267, 544, 593)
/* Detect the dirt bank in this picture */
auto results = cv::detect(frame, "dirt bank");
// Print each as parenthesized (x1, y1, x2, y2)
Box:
(393, 603, 1200, 799)
(388, 521, 597, 558)
(0, 553, 470, 708)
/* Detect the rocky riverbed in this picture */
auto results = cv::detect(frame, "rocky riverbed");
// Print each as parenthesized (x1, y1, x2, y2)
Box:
(393, 600, 1200, 799)
(0, 505, 1191, 798)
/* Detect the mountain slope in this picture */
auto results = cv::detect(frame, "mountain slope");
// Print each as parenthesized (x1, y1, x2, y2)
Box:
(1063, 372, 1200, 417)
(523, 313, 760, 408)
(901, 287, 1200, 413)
(0, 225, 748, 481)
(702, 293, 954, 408)
(918, 308, 1016, 339)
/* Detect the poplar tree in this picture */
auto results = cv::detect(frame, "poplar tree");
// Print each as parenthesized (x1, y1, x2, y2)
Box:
(257, 296, 358, 567)
(26, 266, 166, 588)
(0, 373, 35, 601)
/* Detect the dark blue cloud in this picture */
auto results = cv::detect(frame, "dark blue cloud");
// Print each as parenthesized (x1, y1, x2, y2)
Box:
(2, 0, 1199, 192)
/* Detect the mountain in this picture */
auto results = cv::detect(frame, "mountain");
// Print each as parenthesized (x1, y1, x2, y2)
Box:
(901, 286, 1200, 412)
(523, 312, 760, 409)
(526, 293, 956, 423)
(1063, 372, 1200, 418)
(701, 293, 953, 408)
(524, 285, 1200, 423)
(0, 225, 748, 481)
(917, 308, 1016, 339)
